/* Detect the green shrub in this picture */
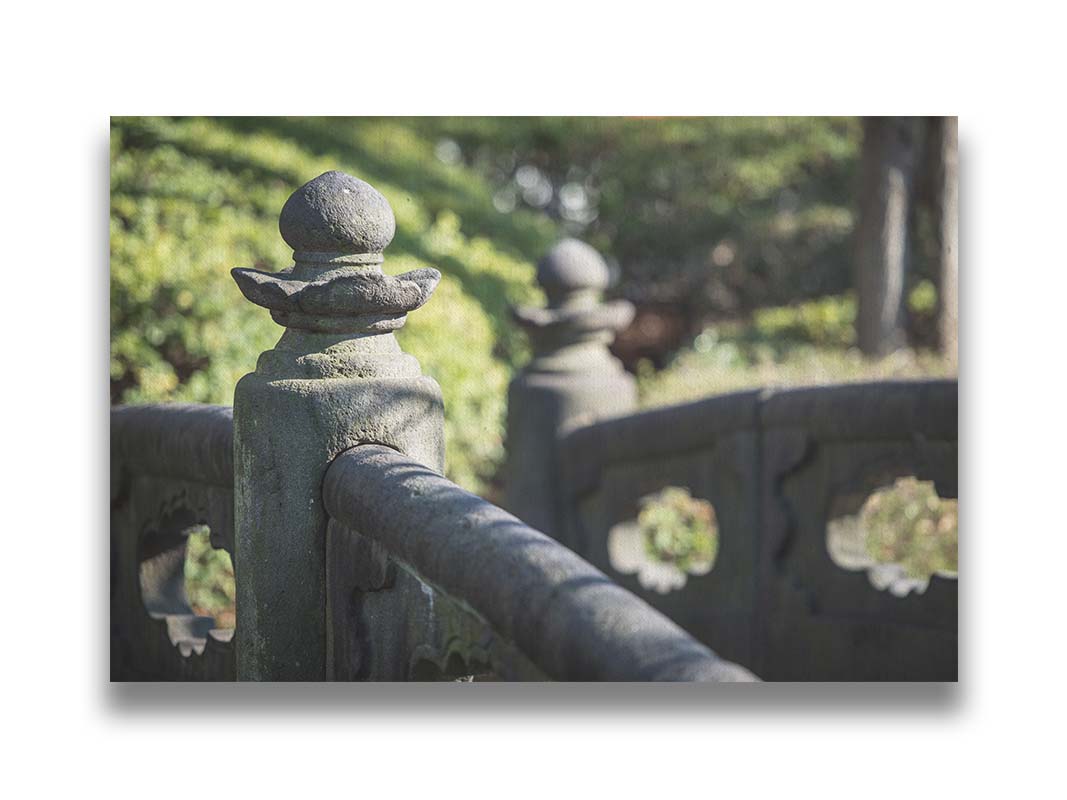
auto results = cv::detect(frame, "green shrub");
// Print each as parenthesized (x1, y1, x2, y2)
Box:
(111, 117, 558, 493)
(423, 117, 862, 315)
(861, 478, 958, 580)
(638, 294, 956, 409)
(183, 527, 235, 629)
(638, 487, 719, 574)
(752, 293, 857, 348)
(112, 118, 954, 494)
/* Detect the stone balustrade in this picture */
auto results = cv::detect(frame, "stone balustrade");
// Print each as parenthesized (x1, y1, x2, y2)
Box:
(110, 170, 755, 682)
(110, 167, 957, 682)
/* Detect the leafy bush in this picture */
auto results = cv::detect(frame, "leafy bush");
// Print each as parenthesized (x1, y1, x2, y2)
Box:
(638, 294, 956, 409)
(638, 487, 719, 574)
(183, 527, 235, 629)
(112, 118, 953, 494)
(752, 293, 857, 348)
(861, 478, 958, 580)
(111, 116, 559, 492)
(417, 117, 862, 317)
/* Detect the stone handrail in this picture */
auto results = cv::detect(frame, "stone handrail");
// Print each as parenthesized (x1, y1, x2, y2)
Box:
(111, 404, 234, 489)
(542, 378, 958, 681)
(108, 168, 760, 681)
(323, 444, 756, 682)
(558, 379, 957, 503)
(110, 399, 757, 680)
(501, 232, 957, 681)
(111, 404, 236, 680)
(111, 164, 956, 682)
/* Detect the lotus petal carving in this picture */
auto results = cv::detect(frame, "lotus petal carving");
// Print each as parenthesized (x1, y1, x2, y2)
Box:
(231, 266, 440, 318)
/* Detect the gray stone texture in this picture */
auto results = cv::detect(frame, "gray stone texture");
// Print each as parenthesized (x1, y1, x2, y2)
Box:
(278, 170, 396, 258)
(555, 379, 958, 681)
(506, 239, 637, 541)
(231, 171, 444, 681)
(110, 399, 755, 681)
(106, 171, 759, 682)
(111, 405, 235, 680)
(113, 168, 956, 683)
(324, 445, 756, 681)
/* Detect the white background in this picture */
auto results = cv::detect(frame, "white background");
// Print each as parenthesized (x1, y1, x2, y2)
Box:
(2, 2, 1064, 797)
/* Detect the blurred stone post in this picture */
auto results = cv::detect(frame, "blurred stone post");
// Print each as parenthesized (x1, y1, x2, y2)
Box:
(505, 239, 636, 544)
(230, 171, 444, 680)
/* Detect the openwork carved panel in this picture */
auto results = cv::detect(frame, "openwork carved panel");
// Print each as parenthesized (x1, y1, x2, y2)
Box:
(559, 380, 957, 681)
(826, 476, 957, 597)
(325, 519, 540, 681)
(112, 473, 235, 681)
(564, 427, 760, 670)
(608, 487, 720, 594)
(763, 436, 958, 681)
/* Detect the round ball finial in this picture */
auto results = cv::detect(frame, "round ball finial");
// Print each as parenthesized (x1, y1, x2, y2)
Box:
(536, 238, 610, 294)
(279, 170, 396, 258)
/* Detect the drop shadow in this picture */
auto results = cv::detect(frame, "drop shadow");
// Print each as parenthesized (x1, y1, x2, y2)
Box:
(103, 679, 962, 717)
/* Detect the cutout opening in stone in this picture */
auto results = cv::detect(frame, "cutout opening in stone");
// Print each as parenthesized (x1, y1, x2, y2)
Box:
(184, 526, 236, 631)
(608, 487, 719, 594)
(139, 520, 234, 657)
(827, 476, 958, 597)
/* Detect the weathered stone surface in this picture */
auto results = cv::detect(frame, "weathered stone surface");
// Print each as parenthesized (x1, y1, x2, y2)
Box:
(111, 405, 236, 680)
(111, 404, 234, 489)
(506, 239, 637, 541)
(234, 174, 437, 338)
(233, 265, 438, 322)
(554, 379, 958, 681)
(325, 444, 757, 682)
(231, 170, 444, 681)
(225, 172, 757, 682)
(536, 238, 611, 300)
(278, 170, 396, 259)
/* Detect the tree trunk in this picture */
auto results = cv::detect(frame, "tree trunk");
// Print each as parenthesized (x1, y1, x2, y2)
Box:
(936, 117, 959, 367)
(855, 117, 919, 357)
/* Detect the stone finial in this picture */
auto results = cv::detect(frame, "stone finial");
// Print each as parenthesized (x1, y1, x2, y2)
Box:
(536, 238, 611, 305)
(231, 170, 446, 680)
(505, 238, 638, 537)
(231, 170, 438, 334)
(278, 170, 396, 262)
(514, 239, 634, 369)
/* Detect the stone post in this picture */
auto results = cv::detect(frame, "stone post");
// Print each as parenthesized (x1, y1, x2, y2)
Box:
(505, 239, 636, 543)
(230, 171, 444, 681)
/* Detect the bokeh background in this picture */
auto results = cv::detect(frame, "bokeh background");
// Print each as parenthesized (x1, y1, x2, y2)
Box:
(111, 116, 958, 625)
(111, 116, 956, 499)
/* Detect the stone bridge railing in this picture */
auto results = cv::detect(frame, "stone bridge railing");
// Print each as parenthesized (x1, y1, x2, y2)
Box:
(111, 404, 235, 679)
(505, 243, 958, 681)
(112, 168, 956, 682)
(110, 171, 755, 682)
(322, 445, 747, 680)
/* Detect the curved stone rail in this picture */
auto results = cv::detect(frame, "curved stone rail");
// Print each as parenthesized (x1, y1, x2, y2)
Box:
(111, 404, 236, 680)
(111, 404, 234, 489)
(550, 379, 958, 681)
(323, 444, 758, 682)
(558, 380, 957, 503)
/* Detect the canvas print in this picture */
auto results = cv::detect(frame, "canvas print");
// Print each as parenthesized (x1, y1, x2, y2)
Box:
(110, 117, 958, 681)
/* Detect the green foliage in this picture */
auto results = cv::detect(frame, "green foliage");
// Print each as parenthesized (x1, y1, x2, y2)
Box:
(111, 116, 559, 492)
(861, 478, 958, 580)
(638, 294, 956, 409)
(112, 117, 952, 496)
(908, 279, 939, 315)
(183, 527, 235, 628)
(638, 487, 719, 574)
(417, 117, 861, 314)
(753, 294, 857, 348)
(905, 278, 942, 347)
